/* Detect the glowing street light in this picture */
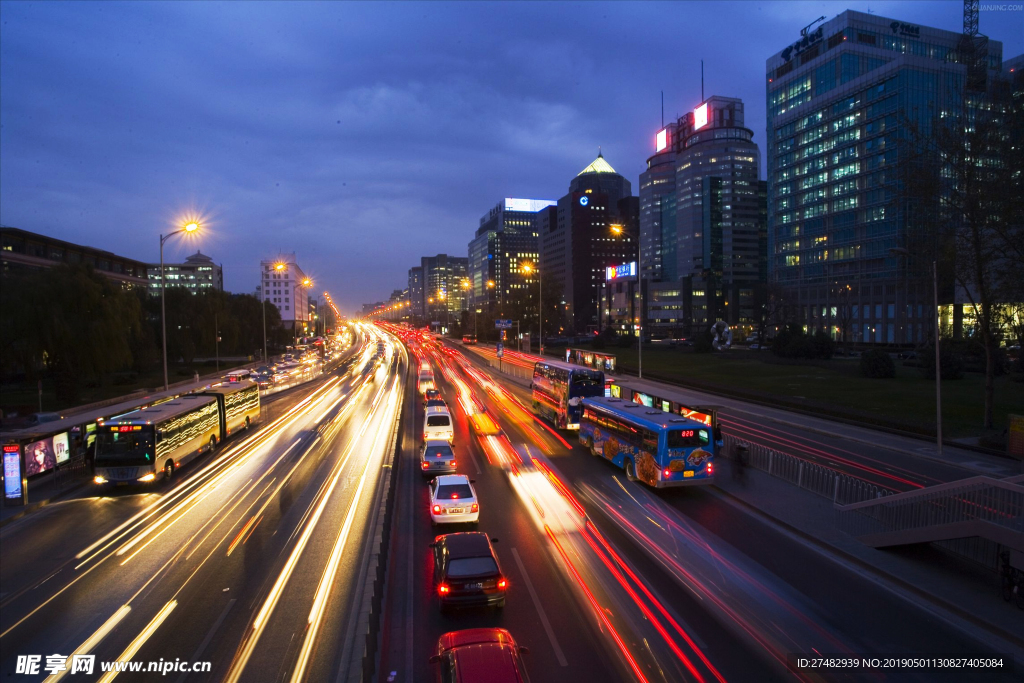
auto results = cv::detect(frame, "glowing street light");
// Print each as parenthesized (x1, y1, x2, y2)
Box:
(160, 218, 202, 390)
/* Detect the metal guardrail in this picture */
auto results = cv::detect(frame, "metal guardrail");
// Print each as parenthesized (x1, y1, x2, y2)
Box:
(722, 434, 895, 505)
(834, 474, 1024, 569)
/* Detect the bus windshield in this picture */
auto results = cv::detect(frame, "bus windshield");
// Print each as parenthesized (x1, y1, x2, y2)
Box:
(570, 370, 603, 391)
(95, 427, 155, 467)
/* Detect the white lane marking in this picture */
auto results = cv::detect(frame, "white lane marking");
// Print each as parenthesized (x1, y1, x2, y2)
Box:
(43, 606, 132, 683)
(174, 598, 235, 683)
(511, 547, 568, 667)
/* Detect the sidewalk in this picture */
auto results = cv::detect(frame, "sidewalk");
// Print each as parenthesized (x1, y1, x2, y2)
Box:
(0, 470, 89, 528)
(714, 466, 1024, 653)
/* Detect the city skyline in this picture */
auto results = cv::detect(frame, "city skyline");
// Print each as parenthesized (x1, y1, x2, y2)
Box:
(3, 1, 1020, 315)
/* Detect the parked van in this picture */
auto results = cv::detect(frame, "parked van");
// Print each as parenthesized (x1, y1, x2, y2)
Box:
(424, 405, 454, 442)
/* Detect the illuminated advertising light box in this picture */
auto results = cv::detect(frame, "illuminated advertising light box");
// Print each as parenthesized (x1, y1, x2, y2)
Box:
(605, 262, 637, 281)
(656, 128, 668, 152)
(24, 437, 57, 477)
(694, 102, 709, 130)
(4, 444, 23, 502)
(52, 432, 70, 465)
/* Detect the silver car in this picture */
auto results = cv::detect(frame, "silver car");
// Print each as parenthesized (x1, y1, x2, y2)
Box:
(420, 440, 456, 476)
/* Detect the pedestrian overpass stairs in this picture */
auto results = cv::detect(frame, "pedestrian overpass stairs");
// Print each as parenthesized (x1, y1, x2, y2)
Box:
(836, 474, 1024, 566)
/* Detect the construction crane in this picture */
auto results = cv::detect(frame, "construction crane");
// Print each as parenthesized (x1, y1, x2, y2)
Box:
(962, 0, 989, 91)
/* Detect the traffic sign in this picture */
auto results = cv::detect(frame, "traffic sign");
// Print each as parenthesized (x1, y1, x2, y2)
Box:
(495, 319, 513, 329)
(496, 343, 504, 358)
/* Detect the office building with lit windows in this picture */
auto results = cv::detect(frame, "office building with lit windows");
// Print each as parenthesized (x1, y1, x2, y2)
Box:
(259, 253, 311, 335)
(541, 153, 638, 333)
(408, 266, 424, 318)
(147, 251, 223, 296)
(468, 198, 554, 317)
(765, 10, 1006, 344)
(419, 254, 469, 324)
(641, 96, 766, 335)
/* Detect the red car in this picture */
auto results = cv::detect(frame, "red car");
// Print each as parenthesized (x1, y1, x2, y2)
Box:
(430, 629, 531, 683)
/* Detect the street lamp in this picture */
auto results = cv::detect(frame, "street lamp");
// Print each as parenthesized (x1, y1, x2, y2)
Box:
(160, 220, 201, 390)
(521, 263, 543, 354)
(611, 224, 642, 378)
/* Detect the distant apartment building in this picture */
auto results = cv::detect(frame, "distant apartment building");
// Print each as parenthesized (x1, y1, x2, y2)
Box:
(419, 254, 469, 324)
(147, 251, 223, 296)
(765, 10, 1009, 343)
(0, 226, 149, 289)
(259, 253, 311, 335)
(468, 198, 554, 320)
(408, 266, 424, 318)
(540, 153, 638, 333)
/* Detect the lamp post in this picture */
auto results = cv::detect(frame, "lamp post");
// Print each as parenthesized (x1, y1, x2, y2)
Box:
(160, 220, 200, 390)
(520, 265, 542, 355)
(611, 224, 642, 379)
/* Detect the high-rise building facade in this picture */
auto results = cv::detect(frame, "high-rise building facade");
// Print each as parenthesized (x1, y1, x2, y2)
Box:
(259, 253, 310, 333)
(640, 97, 767, 334)
(408, 266, 424, 318)
(765, 10, 1005, 344)
(541, 153, 637, 333)
(468, 198, 554, 315)
(420, 254, 469, 323)
(147, 250, 223, 296)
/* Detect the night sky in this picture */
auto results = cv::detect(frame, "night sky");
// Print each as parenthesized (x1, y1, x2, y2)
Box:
(2, 1, 1021, 315)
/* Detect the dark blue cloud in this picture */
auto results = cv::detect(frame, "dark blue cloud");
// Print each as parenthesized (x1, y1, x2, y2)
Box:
(2, 1, 1020, 314)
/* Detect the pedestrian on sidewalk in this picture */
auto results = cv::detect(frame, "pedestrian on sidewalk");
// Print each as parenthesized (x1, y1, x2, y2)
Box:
(732, 443, 749, 485)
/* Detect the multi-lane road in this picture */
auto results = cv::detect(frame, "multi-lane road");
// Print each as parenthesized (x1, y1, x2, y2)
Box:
(1, 325, 404, 682)
(1, 326, 1018, 682)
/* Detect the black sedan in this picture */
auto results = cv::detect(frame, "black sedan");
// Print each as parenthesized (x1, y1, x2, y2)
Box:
(431, 532, 507, 611)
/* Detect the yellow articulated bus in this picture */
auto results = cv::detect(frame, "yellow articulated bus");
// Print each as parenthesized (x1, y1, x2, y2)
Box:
(93, 380, 260, 485)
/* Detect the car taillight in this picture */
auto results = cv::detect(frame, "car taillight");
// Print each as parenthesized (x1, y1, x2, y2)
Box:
(433, 504, 442, 514)
(706, 462, 714, 474)
(497, 578, 507, 589)
(470, 503, 478, 512)
(423, 432, 427, 441)
(450, 460, 456, 467)
(663, 469, 671, 478)
(421, 461, 429, 469)
(438, 583, 450, 595)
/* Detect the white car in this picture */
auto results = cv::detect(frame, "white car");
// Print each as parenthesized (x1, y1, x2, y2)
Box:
(429, 474, 479, 525)
(418, 370, 436, 394)
(424, 406, 454, 443)
(421, 440, 457, 476)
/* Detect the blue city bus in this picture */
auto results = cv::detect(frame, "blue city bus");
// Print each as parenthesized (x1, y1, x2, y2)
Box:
(579, 397, 715, 488)
(531, 360, 604, 429)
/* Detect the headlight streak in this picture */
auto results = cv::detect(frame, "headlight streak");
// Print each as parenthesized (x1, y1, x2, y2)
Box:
(1, 378, 344, 640)
(40, 605, 132, 683)
(224, 359, 400, 683)
(290, 373, 402, 683)
(95, 600, 177, 683)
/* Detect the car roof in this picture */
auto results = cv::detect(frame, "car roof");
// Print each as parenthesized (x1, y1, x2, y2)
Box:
(439, 628, 515, 650)
(423, 440, 453, 448)
(425, 406, 451, 416)
(439, 532, 493, 559)
(435, 474, 469, 486)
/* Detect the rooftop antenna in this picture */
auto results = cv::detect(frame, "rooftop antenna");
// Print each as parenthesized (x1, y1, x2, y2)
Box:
(801, 15, 826, 37)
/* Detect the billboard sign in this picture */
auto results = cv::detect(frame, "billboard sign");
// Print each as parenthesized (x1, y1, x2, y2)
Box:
(495, 319, 513, 329)
(656, 128, 668, 152)
(605, 262, 637, 281)
(24, 435, 60, 477)
(694, 102, 709, 131)
(3, 444, 23, 502)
